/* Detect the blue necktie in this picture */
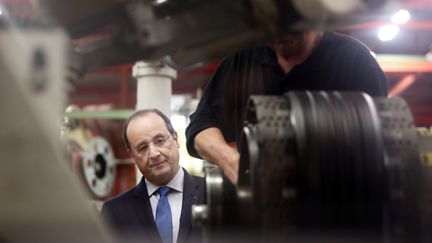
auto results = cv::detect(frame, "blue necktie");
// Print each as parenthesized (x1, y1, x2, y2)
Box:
(156, 186, 173, 243)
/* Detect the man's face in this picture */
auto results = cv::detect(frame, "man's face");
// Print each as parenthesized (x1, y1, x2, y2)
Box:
(267, 32, 306, 58)
(127, 113, 180, 186)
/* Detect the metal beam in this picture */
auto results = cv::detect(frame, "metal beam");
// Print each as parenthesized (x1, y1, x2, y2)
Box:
(340, 21, 432, 31)
(65, 109, 134, 119)
(389, 74, 416, 96)
(376, 54, 432, 73)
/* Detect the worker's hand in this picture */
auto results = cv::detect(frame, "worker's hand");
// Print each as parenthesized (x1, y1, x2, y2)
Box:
(219, 146, 240, 185)
(194, 127, 240, 185)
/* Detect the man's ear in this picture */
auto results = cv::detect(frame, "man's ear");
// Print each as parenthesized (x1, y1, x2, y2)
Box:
(173, 132, 180, 148)
(127, 148, 134, 159)
(126, 148, 133, 158)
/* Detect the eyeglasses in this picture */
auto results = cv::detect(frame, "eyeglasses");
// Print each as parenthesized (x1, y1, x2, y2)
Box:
(132, 134, 172, 157)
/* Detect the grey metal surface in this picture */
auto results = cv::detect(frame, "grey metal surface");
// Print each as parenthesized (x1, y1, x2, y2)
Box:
(0, 29, 112, 242)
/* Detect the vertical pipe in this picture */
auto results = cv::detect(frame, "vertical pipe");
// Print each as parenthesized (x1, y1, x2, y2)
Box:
(132, 61, 177, 183)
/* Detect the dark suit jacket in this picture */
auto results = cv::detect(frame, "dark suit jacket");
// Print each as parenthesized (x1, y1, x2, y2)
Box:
(101, 168, 205, 243)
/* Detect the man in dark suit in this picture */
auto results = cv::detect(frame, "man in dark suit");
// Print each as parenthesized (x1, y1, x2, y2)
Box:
(102, 109, 205, 243)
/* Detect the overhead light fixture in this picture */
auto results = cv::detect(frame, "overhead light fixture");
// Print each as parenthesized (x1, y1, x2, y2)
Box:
(391, 9, 411, 25)
(378, 24, 400, 42)
(154, 0, 168, 5)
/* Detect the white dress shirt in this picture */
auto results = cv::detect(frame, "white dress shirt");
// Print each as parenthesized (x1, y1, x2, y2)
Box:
(146, 168, 184, 243)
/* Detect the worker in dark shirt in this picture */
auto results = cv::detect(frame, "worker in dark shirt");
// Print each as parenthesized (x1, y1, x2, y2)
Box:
(186, 31, 388, 184)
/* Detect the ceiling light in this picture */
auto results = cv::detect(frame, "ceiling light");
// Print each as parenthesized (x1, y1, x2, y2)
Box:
(154, 0, 168, 5)
(378, 24, 400, 42)
(391, 9, 411, 25)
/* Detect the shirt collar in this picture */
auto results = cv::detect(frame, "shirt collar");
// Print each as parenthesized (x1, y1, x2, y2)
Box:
(145, 167, 184, 197)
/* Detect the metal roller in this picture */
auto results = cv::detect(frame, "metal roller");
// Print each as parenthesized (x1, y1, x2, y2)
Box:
(194, 91, 432, 242)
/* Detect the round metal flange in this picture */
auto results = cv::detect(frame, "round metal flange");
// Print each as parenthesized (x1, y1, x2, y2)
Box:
(80, 136, 116, 198)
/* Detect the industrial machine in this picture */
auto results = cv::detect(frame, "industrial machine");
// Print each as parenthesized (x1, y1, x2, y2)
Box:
(193, 91, 432, 242)
(3, 0, 430, 242)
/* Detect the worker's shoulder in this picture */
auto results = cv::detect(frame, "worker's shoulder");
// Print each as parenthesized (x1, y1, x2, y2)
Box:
(324, 31, 371, 53)
(236, 44, 270, 57)
(222, 44, 272, 66)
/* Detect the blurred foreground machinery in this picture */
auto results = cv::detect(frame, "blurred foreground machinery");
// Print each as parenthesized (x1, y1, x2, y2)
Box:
(35, 0, 390, 69)
(194, 91, 432, 243)
(0, 29, 112, 242)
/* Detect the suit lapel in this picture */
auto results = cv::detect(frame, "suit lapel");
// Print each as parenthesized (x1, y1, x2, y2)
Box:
(133, 178, 161, 242)
(177, 169, 202, 243)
